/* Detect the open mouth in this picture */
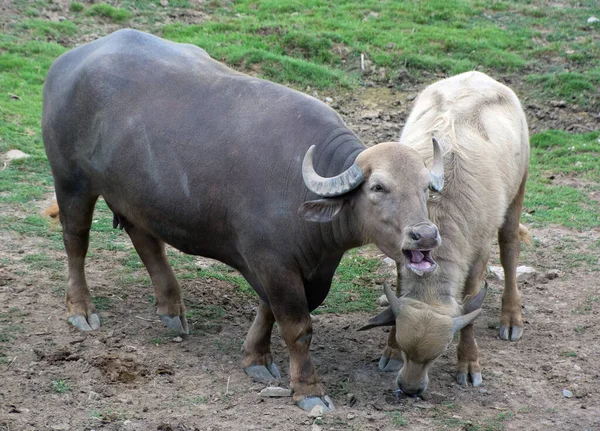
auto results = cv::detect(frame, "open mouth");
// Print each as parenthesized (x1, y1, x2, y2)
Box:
(402, 249, 437, 276)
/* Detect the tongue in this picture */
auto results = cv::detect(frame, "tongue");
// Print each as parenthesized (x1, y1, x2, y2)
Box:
(411, 260, 433, 270)
(411, 250, 425, 263)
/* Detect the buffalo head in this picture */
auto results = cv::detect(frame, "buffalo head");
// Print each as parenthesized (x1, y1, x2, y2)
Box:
(361, 283, 487, 396)
(298, 139, 443, 272)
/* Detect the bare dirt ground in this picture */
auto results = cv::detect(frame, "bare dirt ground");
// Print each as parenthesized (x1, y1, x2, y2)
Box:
(1, 220, 599, 431)
(1, 1, 600, 430)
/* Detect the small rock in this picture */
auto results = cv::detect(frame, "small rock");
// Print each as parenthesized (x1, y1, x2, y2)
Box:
(308, 405, 324, 418)
(58, 16, 67, 21)
(413, 401, 434, 409)
(383, 257, 395, 267)
(488, 265, 536, 281)
(360, 110, 381, 120)
(347, 413, 356, 420)
(488, 265, 505, 280)
(479, 388, 488, 394)
(587, 16, 599, 24)
(377, 294, 389, 307)
(347, 392, 357, 407)
(259, 386, 292, 397)
(310, 314, 320, 323)
(3, 149, 30, 161)
(563, 389, 573, 398)
(51, 425, 70, 431)
(172, 336, 183, 343)
(311, 425, 322, 431)
(516, 266, 537, 281)
(574, 364, 582, 371)
(325, 97, 333, 103)
(160, 0, 169, 6)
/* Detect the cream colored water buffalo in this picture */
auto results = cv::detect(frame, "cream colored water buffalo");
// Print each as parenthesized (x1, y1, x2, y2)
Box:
(361, 71, 532, 396)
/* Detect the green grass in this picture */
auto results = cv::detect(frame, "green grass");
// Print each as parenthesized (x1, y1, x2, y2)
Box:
(51, 379, 70, 393)
(525, 131, 600, 230)
(387, 411, 408, 427)
(527, 71, 600, 111)
(70, 2, 85, 12)
(92, 296, 113, 311)
(316, 250, 383, 314)
(85, 4, 132, 23)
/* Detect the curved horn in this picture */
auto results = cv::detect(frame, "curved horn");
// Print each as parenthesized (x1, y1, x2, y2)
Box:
(383, 282, 402, 318)
(302, 145, 365, 197)
(429, 137, 444, 193)
(452, 308, 482, 334)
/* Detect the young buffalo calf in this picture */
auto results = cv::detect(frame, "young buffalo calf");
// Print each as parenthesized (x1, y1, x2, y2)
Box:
(362, 71, 532, 395)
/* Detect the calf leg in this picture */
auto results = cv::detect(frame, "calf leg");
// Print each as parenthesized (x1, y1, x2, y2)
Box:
(456, 249, 489, 387)
(498, 176, 527, 341)
(379, 266, 404, 372)
(242, 301, 280, 382)
(124, 225, 188, 334)
(58, 191, 100, 331)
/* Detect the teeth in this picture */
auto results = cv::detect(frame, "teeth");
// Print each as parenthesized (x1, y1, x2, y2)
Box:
(410, 268, 424, 276)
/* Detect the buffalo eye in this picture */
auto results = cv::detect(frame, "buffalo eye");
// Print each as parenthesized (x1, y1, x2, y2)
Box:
(370, 184, 384, 192)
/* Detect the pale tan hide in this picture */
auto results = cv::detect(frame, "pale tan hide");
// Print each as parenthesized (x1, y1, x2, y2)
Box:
(364, 71, 531, 395)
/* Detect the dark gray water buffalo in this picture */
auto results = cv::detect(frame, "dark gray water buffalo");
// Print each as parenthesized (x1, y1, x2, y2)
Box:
(42, 29, 443, 411)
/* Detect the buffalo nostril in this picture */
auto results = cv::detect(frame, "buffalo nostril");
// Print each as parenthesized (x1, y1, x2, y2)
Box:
(410, 231, 421, 241)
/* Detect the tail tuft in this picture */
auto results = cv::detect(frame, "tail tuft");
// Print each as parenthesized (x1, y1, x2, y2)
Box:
(45, 199, 60, 219)
(518, 223, 533, 246)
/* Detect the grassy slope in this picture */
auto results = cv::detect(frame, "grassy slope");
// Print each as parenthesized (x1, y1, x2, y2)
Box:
(0, 0, 599, 317)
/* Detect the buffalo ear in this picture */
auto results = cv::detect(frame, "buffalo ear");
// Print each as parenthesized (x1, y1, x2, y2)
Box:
(358, 307, 396, 331)
(298, 198, 346, 222)
(463, 282, 488, 314)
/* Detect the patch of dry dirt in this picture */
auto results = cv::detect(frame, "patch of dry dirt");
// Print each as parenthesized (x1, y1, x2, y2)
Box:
(0, 219, 599, 430)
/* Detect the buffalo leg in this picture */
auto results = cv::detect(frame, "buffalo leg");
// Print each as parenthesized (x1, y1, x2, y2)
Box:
(242, 301, 280, 381)
(498, 175, 527, 341)
(57, 190, 100, 331)
(456, 249, 489, 387)
(125, 225, 188, 334)
(379, 266, 403, 372)
(259, 269, 333, 411)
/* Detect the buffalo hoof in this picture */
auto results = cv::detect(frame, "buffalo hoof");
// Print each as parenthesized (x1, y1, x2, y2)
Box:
(297, 395, 335, 413)
(244, 363, 281, 382)
(378, 355, 403, 372)
(456, 372, 483, 388)
(160, 315, 189, 335)
(499, 325, 523, 341)
(68, 313, 101, 331)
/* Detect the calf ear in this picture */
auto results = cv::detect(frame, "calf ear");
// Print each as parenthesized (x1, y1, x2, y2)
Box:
(463, 282, 488, 314)
(358, 307, 396, 331)
(298, 198, 346, 222)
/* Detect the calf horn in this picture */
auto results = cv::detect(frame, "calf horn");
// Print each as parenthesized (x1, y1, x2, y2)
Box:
(302, 145, 365, 197)
(429, 137, 444, 193)
(383, 282, 402, 317)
